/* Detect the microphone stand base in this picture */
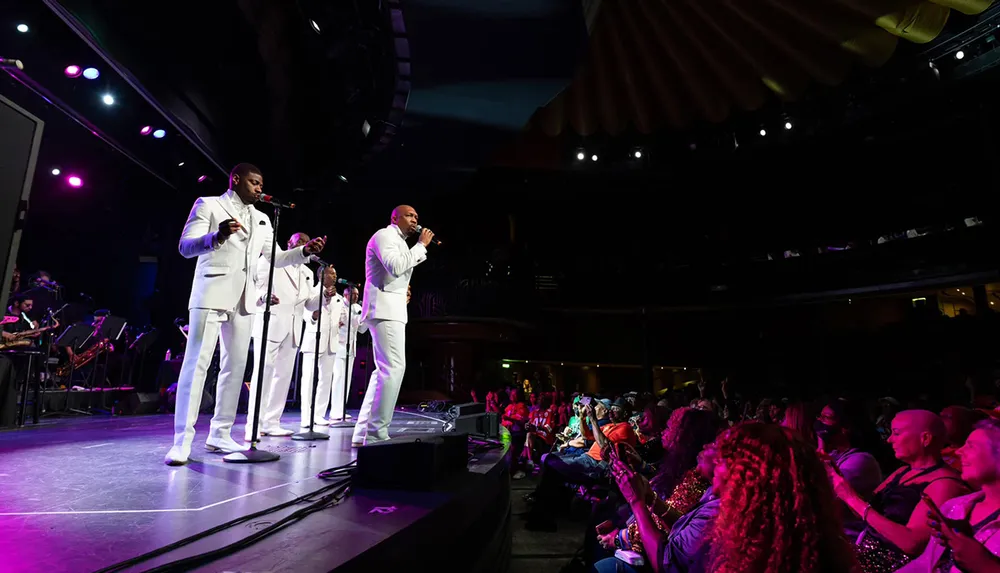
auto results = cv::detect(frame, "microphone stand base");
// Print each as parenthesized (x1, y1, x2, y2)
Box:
(292, 430, 331, 441)
(328, 420, 354, 429)
(222, 447, 280, 463)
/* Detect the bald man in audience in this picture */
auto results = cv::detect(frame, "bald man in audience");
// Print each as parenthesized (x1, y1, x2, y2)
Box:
(831, 409, 970, 566)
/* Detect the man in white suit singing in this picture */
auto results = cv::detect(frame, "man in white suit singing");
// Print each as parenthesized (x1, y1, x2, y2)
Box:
(329, 285, 366, 422)
(244, 232, 318, 442)
(351, 205, 433, 446)
(300, 265, 340, 427)
(166, 163, 326, 466)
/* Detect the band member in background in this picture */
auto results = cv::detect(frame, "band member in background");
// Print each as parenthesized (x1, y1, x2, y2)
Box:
(244, 232, 318, 441)
(351, 205, 433, 446)
(165, 163, 326, 466)
(8, 266, 20, 295)
(2, 295, 36, 341)
(329, 285, 366, 421)
(300, 265, 340, 427)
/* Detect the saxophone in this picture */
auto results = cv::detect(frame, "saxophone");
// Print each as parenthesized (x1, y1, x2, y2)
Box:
(56, 338, 114, 378)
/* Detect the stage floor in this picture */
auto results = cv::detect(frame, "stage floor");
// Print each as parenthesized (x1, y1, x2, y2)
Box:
(0, 409, 505, 573)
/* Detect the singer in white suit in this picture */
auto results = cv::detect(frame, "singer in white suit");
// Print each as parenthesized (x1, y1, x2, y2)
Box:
(300, 265, 341, 426)
(165, 163, 326, 466)
(329, 285, 366, 421)
(352, 205, 434, 446)
(244, 232, 318, 441)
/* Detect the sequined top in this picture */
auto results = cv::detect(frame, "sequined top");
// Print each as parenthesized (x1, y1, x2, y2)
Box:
(857, 462, 966, 573)
(625, 469, 711, 553)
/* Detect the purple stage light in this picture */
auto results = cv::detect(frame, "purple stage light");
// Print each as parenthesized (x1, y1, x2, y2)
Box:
(67, 175, 83, 188)
(197, 175, 207, 183)
(64, 65, 82, 78)
(140, 126, 152, 136)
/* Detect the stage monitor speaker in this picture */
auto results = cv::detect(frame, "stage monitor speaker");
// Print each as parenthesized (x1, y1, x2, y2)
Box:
(125, 392, 161, 415)
(355, 432, 468, 491)
(0, 94, 44, 307)
(450, 402, 485, 417)
(453, 412, 500, 439)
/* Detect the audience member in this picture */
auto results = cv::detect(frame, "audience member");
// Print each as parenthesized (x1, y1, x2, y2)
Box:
(710, 424, 858, 573)
(832, 409, 969, 572)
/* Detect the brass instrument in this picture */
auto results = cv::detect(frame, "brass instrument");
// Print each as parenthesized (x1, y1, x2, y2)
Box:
(56, 338, 114, 377)
(0, 339, 32, 351)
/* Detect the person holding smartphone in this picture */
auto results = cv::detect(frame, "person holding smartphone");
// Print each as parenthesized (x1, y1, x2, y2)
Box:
(897, 418, 1000, 572)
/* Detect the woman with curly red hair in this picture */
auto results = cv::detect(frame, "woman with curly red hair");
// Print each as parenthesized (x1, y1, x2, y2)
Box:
(710, 423, 859, 573)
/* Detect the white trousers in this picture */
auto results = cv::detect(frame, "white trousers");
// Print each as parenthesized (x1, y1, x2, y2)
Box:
(245, 318, 298, 438)
(172, 307, 253, 450)
(300, 350, 335, 426)
(352, 320, 405, 443)
(328, 351, 355, 421)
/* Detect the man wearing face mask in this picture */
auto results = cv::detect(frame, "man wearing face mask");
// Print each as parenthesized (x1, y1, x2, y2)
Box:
(817, 399, 884, 541)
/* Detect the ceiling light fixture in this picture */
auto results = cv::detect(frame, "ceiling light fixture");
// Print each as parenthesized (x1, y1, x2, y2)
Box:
(64, 65, 81, 78)
(16, 24, 29, 33)
(152, 129, 166, 139)
(101, 94, 115, 106)
(82, 67, 100, 80)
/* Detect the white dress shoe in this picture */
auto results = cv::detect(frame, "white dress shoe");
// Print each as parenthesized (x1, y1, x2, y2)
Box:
(314, 418, 331, 426)
(264, 427, 294, 436)
(205, 436, 248, 453)
(164, 445, 190, 466)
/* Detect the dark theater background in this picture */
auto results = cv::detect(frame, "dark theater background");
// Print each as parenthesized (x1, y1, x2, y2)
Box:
(3, 0, 1000, 571)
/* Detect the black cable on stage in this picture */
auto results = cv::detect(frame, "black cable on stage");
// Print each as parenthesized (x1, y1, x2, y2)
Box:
(318, 458, 357, 480)
(93, 459, 357, 573)
(139, 479, 353, 573)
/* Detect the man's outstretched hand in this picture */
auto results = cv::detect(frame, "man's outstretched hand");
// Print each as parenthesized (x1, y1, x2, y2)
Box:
(304, 235, 327, 254)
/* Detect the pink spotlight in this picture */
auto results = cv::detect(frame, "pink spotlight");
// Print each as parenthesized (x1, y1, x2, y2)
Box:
(140, 126, 152, 136)
(197, 175, 207, 183)
(64, 65, 82, 78)
(67, 175, 83, 188)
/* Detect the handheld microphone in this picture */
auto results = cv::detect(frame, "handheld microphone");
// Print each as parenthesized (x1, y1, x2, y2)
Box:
(258, 194, 296, 209)
(0, 58, 24, 71)
(415, 225, 442, 245)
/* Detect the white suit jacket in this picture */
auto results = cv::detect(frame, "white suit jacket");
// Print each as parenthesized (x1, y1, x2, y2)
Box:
(252, 258, 317, 346)
(336, 302, 366, 356)
(179, 190, 310, 314)
(303, 293, 343, 354)
(360, 224, 427, 324)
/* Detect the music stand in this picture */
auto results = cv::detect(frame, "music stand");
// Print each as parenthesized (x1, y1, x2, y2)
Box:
(53, 323, 96, 415)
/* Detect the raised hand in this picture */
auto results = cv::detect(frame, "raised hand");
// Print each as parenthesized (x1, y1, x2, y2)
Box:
(304, 235, 327, 254)
(218, 219, 243, 240)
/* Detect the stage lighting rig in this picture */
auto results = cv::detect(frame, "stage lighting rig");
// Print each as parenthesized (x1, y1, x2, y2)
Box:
(295, 0, 411, 175)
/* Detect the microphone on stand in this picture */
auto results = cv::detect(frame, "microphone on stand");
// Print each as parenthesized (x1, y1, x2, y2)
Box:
(258, 194, 296, 209)
(415, 225, 442, 245)
(0, 58, 24, 70)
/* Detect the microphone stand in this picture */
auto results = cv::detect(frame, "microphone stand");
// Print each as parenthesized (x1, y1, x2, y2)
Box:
(224, 205, 286, 464)
(293, 262, 331, 441)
